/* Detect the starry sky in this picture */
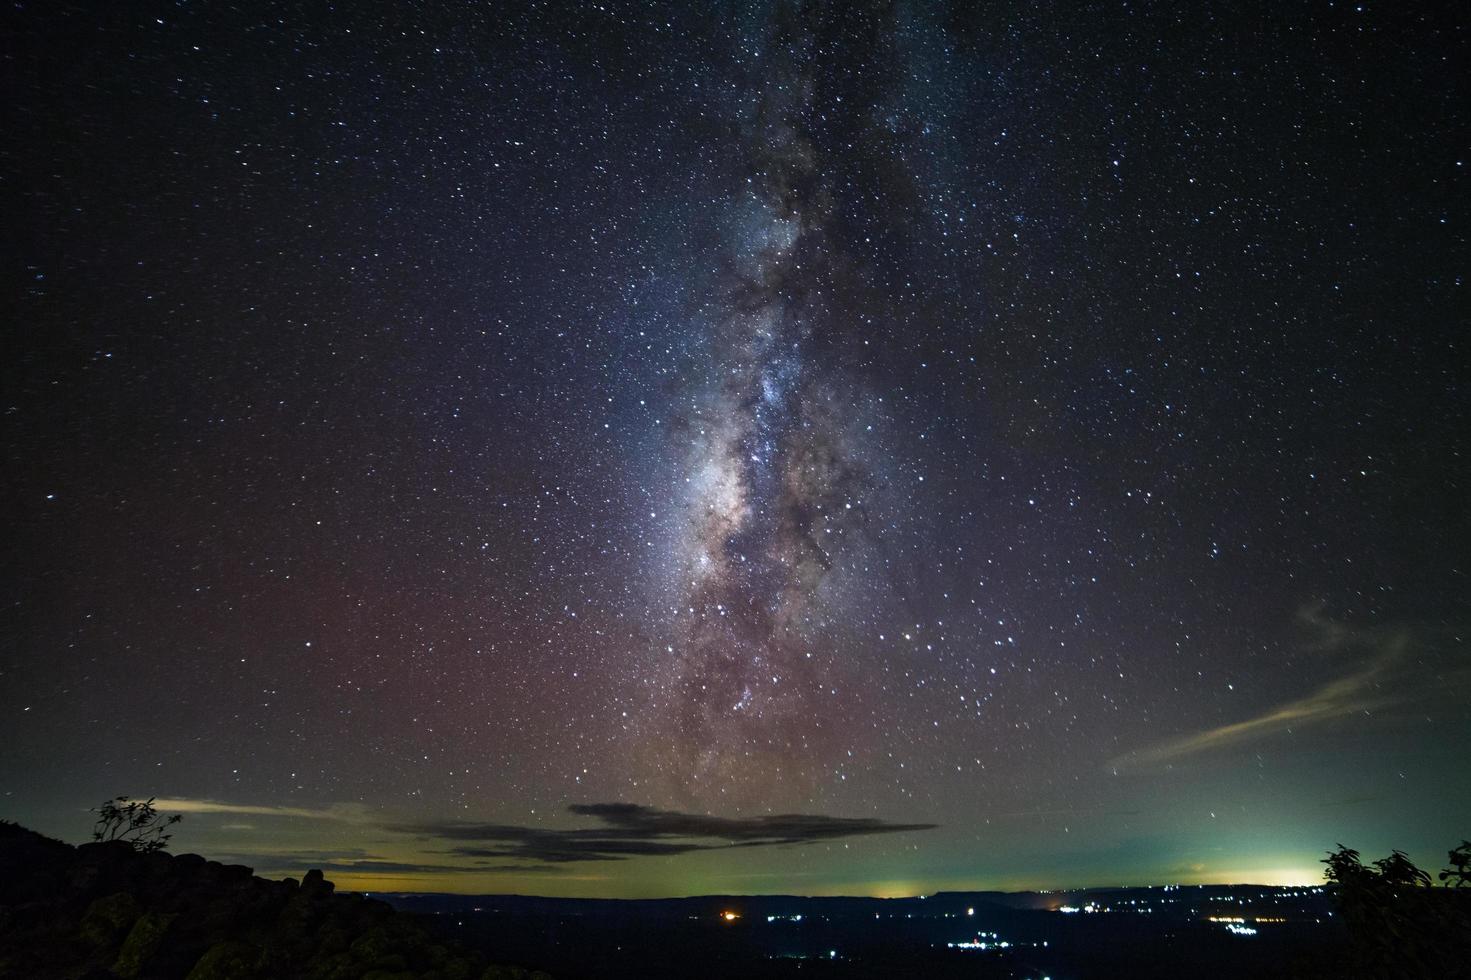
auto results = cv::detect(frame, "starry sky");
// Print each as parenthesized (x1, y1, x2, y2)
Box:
(4, 0, 1468, 898)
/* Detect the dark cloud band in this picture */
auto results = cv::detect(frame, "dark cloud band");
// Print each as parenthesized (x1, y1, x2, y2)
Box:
(395, 802, 936, 866)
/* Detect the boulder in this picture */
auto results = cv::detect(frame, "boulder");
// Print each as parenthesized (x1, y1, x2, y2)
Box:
(186, 940, 260, 980)
(113, 909, 179, 978)
(80, 891, 143, 948)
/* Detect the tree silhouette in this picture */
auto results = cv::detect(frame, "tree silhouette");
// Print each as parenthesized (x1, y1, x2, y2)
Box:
(1322, 840, 1471, 978)
(1440, 840, 1470, 889)
(90, 796, 182, 853)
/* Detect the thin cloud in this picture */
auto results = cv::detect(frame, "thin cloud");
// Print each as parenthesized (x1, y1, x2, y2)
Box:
(1111, 658, 1392, 769)
(150, 799, 348, 820)
(1110, 616, 1410, 771)
(211, 848, 468, 877)
(276, 859, 465, 875)
(394, 803, 937, 866)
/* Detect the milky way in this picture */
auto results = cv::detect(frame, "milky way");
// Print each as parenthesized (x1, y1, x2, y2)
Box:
(656, 5, 901, 796)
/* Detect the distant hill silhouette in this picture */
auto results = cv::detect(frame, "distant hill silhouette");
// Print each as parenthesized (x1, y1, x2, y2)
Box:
(0, 820, 550, 980)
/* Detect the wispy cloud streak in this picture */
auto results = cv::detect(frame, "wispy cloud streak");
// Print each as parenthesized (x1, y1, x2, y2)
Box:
(1110, 613, 1410, 771)
(149, 799, 355, 820)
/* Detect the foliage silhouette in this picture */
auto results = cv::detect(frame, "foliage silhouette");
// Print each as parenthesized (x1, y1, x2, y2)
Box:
(91, 796, 182, 854)
(1441, 839, 1470, 889)
(1321, 839, 1471, 979)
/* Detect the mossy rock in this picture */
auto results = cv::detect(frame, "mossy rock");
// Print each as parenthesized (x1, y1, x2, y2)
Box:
(358, 952, 409, 973)
(113, 910, 179, 978)
(80, 891, 143, 947)
(480, 967, 553, 980)
(348, 924, 405, 961)
(312, 924, 354, 956)
(186, 939, 260, 980)
(441, 957, 482, 980)
(301, 949, 361, 980)
(254, 941, 301, 977)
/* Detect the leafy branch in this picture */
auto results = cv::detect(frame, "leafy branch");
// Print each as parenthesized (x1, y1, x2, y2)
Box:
(91, 796, 182, 853)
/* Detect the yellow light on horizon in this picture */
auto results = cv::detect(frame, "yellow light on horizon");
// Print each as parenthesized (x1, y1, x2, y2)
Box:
(721, 910, 739, 922)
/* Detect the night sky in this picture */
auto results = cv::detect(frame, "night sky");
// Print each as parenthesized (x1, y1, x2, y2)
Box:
(4, 0, 1468, 898)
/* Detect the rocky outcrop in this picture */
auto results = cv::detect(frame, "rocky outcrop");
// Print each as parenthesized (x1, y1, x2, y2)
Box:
(0, 820, 549, 980)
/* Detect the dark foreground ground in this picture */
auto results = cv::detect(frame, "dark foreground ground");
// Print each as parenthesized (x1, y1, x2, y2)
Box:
(0, 821, 546, 979)
(389, 886, 1347, 980)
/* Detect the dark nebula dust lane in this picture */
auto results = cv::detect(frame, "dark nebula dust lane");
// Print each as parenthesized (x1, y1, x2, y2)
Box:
(657, 5, 904, 797)
(3, 0, 1468, 895)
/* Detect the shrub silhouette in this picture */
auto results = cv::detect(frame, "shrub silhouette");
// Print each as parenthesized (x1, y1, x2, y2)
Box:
(1440, 839, 1471, 889)
(91, 796, 182, 853)
(1321, 839, 1471, 978)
